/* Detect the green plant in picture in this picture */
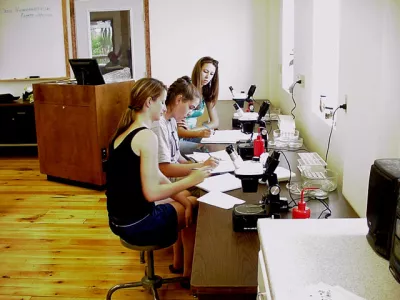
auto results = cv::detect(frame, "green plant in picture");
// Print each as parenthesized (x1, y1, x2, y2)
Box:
(91, 27, 113, 56)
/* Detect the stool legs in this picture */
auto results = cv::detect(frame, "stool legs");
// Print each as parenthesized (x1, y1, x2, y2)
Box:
(106, 281, 142, 300)
(146, 250, 155, 278)
(140, 250, 145, 264)
(107, 250, 186, 300)
(150, 286, 160, 300)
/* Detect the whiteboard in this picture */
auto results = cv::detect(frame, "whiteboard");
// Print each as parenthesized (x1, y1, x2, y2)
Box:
(0, 0, 68, 79)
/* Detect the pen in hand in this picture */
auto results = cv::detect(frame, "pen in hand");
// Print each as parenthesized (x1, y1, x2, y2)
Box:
(205, 149, 221, 163)
(203, 123, 215, 135)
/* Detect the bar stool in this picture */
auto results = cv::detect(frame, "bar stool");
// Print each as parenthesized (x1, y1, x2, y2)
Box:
(106, 238, 186, 300)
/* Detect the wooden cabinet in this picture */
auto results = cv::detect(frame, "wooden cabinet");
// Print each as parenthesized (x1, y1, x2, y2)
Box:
(0, 101, 37, 146)
(33, 81, 135, 187)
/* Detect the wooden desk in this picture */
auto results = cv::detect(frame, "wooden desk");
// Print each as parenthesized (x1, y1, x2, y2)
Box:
(191, 100, 358, 299)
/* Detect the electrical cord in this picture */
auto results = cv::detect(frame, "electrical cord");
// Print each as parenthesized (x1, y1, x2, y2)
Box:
(290, 80, 301, 119)
(317, 198, 332, 219)
(290, 90, 297, 119)
(276, 150, 298, 208)
(325, 106, 340, 164)
(325, 103, 347, 164)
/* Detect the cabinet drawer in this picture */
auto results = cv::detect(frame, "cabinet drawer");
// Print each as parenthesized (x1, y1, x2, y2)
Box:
(0, 105, 36, 144)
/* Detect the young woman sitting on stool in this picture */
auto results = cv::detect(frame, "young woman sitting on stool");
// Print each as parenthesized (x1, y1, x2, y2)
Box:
(106, 78, 210, 287)
(151, 76, 219, 276)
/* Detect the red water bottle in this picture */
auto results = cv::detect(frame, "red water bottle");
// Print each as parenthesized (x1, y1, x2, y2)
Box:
(253, 134, 264, 157)
(292, 187, 317, 219)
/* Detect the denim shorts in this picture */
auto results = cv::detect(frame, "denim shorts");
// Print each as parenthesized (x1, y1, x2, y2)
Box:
(109, 203, 178, 247)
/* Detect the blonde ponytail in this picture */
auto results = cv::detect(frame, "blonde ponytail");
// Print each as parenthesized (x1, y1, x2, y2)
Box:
(110, 108, 136, 143)
(110, 78, 166, 143)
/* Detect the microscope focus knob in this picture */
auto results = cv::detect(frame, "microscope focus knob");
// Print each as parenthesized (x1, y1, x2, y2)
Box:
(270, 185, 281, 196)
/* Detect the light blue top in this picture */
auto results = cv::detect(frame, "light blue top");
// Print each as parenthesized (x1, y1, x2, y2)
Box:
(185, 98, 205, 129)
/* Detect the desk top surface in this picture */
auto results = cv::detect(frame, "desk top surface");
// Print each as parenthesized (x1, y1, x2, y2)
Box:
(258, 218, 400, 300)
(191, 100, 358, 294)
(0, 99, 33, 107)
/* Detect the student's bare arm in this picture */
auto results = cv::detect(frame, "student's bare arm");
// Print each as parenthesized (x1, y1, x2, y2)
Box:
(204, 101, 219, 129)
(159, 162, 204, 178)
(135, 130, 201, 201)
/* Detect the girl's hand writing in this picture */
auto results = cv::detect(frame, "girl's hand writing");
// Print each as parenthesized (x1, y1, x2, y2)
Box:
(199, 129, 212, 138)
(189, 166, 211, 185)
(202, 157, 219, 169)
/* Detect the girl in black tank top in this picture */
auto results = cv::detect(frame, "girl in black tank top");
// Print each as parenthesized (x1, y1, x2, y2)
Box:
(105, 78, 209, 284)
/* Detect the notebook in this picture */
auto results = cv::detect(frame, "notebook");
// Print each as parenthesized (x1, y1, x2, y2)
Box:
(196, 173, 242, 192)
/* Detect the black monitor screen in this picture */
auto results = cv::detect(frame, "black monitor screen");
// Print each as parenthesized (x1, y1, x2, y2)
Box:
(69, 59, 105, 85)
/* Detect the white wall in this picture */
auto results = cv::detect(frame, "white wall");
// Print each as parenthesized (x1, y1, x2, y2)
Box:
(1, 0, 269, 98)
(340, 0, 400, 216)
(149, 0, 269, 100)
(274, 0, 400, 216)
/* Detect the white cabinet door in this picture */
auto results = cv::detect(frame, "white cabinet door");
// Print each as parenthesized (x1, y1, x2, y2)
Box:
(258, 251, 272, 300)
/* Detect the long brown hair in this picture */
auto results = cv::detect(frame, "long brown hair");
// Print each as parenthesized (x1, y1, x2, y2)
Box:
(166, 76, 201, 108)
(111, 78, 166, 142)
(191, 56, 219, 107)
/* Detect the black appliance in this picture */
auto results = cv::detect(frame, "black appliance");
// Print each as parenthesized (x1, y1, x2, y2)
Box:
(232, 151, 288, 232)
(0, 93, 19, 103)
(366, 159, 400, 259)
(389, 197, 400, 283)
(69, 59, 105, 85)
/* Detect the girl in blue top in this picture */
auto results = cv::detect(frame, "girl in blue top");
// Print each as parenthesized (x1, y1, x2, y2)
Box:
(177, 57, 220, 143)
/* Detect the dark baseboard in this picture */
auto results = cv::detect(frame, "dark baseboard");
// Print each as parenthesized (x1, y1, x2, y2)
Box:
(47, 175, 105, 191)
(0, 146, 38, 157)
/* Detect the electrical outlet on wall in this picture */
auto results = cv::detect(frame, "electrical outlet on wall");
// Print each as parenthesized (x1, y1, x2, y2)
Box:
(296, 74, 305, 88)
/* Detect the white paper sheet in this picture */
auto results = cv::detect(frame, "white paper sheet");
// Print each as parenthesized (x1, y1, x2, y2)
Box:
(187, 150, 232, 162)
(196, 173, 242, 192)
(200, 130, 256, 144)
(198, 191, 245, 209)
(186, 150, 235, 174)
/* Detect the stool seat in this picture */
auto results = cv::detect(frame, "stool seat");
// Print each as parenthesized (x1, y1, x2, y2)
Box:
(120, 238, 166, 251)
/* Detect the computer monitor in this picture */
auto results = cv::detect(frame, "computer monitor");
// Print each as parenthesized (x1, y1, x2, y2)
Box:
(69, 58, 105, 85)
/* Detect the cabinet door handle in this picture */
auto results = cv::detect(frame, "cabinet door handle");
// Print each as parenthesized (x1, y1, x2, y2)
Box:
(17, 112, 26, 115)
(62, 106, 65, 109)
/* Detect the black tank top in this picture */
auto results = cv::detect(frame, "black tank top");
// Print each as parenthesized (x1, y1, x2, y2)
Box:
(106, 127, 154, 225)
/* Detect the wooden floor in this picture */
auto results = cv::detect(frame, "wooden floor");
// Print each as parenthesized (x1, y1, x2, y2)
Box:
(0, 155, 194, 300)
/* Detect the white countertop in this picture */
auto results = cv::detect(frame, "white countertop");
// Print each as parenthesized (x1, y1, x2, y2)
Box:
(257, 218, 400, 300)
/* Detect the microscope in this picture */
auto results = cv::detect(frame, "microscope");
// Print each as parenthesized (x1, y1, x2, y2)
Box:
(236, 101, 270, 160)
(231, 150, 289, 232)
(231, 85, 258, 128)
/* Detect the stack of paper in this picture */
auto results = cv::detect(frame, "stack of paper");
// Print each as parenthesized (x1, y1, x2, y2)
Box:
(196, 173, 242, 192)
(198, 191, 245, 209)
(200, 130, 257, 144)
(289, 282, 366, 300)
